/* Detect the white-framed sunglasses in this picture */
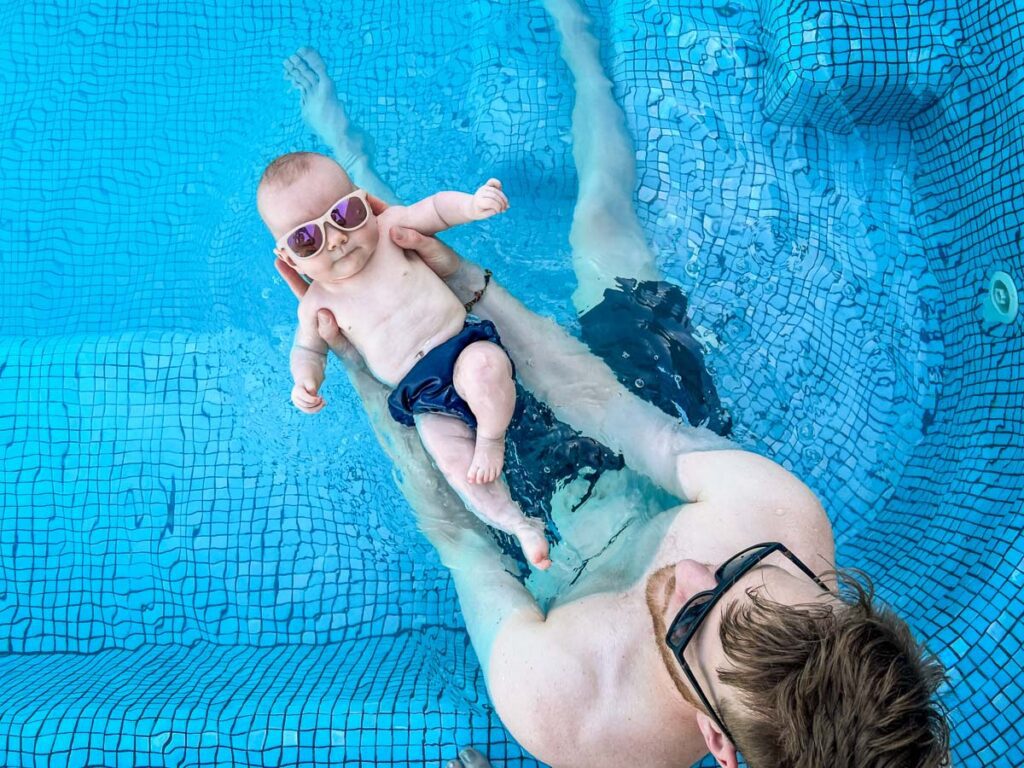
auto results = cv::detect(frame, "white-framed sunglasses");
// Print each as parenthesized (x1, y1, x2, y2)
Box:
(275, 188, 370, 260)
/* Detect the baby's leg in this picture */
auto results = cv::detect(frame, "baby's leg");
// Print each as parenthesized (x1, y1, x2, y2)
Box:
(452, 341, 516, 485)
(415, 413, 551, 570)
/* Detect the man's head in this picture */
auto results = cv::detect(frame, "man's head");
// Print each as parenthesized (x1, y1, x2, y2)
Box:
(257, 151, 380, 283)
(645, 546, 950, 767)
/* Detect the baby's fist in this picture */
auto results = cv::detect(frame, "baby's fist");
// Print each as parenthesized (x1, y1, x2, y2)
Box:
(292, 379, 325, 414)
(469, 179, 509, 220)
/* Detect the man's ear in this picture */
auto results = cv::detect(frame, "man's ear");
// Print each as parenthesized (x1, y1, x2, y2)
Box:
(696, 712, 739, 768)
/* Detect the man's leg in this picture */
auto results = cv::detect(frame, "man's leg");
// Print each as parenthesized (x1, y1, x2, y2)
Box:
(415, 413, 550, 570)
(451, 341, 516, 485)
(541, 0, 661, 313)
(448, 0, 731, 490)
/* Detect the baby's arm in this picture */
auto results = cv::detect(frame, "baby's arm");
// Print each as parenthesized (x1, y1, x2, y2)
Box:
(290, 303, 330, 414)
(386, 179, 509, 236)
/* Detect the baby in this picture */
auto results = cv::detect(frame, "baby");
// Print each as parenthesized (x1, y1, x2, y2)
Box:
(257, 152, 551, 569)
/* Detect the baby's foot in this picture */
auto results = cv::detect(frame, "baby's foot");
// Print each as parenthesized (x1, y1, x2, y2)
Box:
(283, 47, 347, 140)
(514, 518, 552, 571)
(468, 434, 505, 485)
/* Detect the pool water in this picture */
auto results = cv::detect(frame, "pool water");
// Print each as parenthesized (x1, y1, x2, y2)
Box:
(1, 0, 1021, 765)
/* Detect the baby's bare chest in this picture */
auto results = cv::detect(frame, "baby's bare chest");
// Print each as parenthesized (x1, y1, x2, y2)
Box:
(308, 249, 462, 339)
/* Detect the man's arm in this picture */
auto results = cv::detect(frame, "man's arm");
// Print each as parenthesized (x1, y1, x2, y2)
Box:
(320, 307, 545, 670)
(421, 242, 824, 519)
(442, 257, 735, 501)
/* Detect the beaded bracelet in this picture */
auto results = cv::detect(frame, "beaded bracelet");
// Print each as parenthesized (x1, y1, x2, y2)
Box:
(463, 269, 493, 313)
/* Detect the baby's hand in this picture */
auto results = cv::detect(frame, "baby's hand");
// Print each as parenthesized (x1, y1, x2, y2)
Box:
(468, 179, 509, 220)
(292, 379, 325, 414)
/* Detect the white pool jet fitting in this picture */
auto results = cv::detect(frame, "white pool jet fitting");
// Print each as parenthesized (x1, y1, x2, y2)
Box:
(982, 271, 1019, 324)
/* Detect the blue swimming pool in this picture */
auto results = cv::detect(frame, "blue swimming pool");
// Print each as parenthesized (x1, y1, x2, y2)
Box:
(1, 0, 1021, 765)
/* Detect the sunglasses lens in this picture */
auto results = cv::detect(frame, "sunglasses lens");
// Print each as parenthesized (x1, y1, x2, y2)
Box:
(331, 195, 368, 229)
(287, 224, 324, 258)
(668, 593, 713, 647)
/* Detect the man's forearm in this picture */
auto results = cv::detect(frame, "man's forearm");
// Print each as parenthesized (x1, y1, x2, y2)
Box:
(330, 326, 541, 669)
(445, 259, 489, 302)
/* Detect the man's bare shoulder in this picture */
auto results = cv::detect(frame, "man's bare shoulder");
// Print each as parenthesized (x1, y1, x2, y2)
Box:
(489, 596, 703, 767)
(674, 449, 829, 538)
(672, 449, 833, 559)
(677, 449, 816, 504)
(487, 598, 621, 765)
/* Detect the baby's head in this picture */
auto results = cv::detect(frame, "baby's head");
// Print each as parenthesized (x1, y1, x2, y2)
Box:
(257, 151, 379, 282)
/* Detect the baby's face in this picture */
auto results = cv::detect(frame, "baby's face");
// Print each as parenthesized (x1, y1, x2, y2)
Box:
(258, 157, 379, 283)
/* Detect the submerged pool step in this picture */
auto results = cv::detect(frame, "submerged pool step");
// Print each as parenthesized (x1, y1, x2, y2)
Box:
(0, 637, 528, 767)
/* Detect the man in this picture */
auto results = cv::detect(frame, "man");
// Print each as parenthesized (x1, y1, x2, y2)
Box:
(276, 46, 950, 768)
(276, 221, 949, 767)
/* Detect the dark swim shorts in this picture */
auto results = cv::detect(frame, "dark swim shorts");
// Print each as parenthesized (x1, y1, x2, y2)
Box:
(387, 317, 516, 429)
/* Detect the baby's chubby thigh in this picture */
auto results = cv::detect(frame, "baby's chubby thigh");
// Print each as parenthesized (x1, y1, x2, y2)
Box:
(414, 412, 477, 483)
(450, 341, 516, 435)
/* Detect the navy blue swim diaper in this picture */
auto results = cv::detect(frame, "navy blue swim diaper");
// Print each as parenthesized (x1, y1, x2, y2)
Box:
(387, 317, 516, 429)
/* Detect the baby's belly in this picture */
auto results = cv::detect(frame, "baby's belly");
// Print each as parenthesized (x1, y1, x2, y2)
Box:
(357, 310, 467, 387)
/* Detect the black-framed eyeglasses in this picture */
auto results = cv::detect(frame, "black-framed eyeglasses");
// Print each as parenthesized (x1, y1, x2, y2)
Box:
(664, 542, 832, 745)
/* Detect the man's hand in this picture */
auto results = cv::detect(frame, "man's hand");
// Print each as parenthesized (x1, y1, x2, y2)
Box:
(291, 378, 325, 413)
(468, 178, 509, 220)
